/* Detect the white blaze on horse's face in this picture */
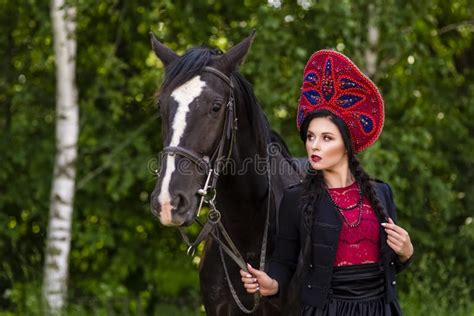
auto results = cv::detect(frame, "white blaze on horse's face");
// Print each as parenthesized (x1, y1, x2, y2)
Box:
(158, 76, 206, 225)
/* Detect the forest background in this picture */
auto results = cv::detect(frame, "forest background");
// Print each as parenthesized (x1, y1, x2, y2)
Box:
(1, 0, 473, 315)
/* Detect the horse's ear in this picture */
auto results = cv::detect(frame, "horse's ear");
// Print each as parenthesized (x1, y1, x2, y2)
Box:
(218, 29, 256, 74)
(150, 32, 179, 67)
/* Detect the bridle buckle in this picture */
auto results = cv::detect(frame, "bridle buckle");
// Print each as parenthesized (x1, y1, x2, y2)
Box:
(207, 209, 221, 224)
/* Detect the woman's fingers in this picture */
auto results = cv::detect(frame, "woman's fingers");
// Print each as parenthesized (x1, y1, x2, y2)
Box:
(387, 235, 402, 247)
(388, 233, 411, 251)
(244, 282, 259, 289)
(387, 240, 399, 254)
(387, 239, 402, 253)
(241, 276, 257, 284)
(240, 264, 279, 296)
(246, 287, 259, 294)
(383, 218, 411, 245)
(383, 219, 414, 260)
(384, 226, 403, 239)
(387, 237, 402, 248)
(246, 263, 269, 283)
(385, 227, 410, 245)
(240, 269, 253, 279)
(240, 268, 260, 294)
(383, 218, 408, 236)
(241, 270, 260, 293)
(240, 265, 262, 280)
(247, 263, 263, 276)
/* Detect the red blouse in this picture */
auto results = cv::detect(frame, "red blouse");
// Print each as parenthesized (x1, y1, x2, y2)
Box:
(327, 182, 380, 267)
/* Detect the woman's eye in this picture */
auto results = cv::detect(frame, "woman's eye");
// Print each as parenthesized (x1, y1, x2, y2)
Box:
(212, 103, 222, 112)
(323, 136, 332, 141)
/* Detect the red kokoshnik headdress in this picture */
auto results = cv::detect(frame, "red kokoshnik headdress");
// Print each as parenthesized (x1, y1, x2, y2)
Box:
(297, 50, 384, 153)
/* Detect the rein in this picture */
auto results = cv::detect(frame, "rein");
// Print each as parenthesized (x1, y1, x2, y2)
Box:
(162, 66, 273, 314)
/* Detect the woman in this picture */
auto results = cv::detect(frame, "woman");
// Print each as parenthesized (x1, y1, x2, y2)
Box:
(240, 50, 414, 315)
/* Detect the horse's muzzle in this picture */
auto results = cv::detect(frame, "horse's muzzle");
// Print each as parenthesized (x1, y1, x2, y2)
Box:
(151, 191, 194, 226)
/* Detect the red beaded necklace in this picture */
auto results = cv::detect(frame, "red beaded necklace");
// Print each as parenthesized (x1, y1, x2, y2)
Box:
(325, 183, 363, 228)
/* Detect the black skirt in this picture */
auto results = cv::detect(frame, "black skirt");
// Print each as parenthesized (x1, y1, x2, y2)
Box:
(301, 263, 402, 316)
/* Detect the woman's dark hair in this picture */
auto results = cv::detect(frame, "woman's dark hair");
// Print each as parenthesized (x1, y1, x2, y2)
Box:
(300, 109, 389, 232)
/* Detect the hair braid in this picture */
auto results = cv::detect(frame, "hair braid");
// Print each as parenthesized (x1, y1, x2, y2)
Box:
(300, 165, 326, 232)
(349, 155, 389, 221)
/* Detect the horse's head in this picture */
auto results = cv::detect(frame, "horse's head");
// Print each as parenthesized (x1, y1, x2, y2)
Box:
(150, 31, 256, 226)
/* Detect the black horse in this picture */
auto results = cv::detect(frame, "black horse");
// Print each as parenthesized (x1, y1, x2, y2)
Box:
(150, 31, 302, 315)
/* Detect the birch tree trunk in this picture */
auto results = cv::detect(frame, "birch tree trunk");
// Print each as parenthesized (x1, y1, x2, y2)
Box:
(42, 0, 78, 314)
(364, 3, 379, 78)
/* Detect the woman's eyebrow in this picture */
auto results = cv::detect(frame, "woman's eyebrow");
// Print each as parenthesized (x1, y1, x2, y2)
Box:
(307, 130, 335, 136)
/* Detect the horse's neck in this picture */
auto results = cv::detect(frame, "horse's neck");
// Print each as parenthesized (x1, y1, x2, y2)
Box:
(213, 81, 302, 232)
(215, 96, 270, 224)
(217, 136, 269, 209)
(215, 150, 269, 248)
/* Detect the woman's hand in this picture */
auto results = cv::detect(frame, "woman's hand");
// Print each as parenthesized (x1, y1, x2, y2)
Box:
(382, 218, 414, 262)
(239, 263, 279, 296)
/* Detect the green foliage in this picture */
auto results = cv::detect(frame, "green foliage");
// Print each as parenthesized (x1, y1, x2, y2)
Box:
(1, 0, 473, 314)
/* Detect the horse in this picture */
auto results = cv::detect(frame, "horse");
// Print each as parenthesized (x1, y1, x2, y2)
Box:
(149, 30, 303, 315)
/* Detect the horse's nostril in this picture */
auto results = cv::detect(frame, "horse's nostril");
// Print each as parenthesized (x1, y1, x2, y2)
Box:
(175, 192, 190, 215)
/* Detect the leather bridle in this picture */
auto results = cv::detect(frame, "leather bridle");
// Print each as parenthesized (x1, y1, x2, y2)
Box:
(162, 66, 238, 215)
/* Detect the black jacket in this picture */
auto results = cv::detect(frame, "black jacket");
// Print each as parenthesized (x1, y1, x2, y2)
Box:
(268, 180, 412, 309)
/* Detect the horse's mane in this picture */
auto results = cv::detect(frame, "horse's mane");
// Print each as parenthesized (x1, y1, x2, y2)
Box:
(231, 73, 295, 163)
(158, 46, 293, 160)
(159, 47, 221, 93)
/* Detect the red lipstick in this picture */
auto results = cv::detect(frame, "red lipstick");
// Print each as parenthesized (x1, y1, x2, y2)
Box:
(311, 155, 321, 162)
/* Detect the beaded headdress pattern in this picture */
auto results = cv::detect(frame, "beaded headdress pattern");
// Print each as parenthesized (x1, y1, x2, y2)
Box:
(297, 50, 384, 152)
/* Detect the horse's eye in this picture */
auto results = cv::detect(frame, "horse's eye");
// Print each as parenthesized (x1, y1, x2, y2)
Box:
(212, 103, 222, 112)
